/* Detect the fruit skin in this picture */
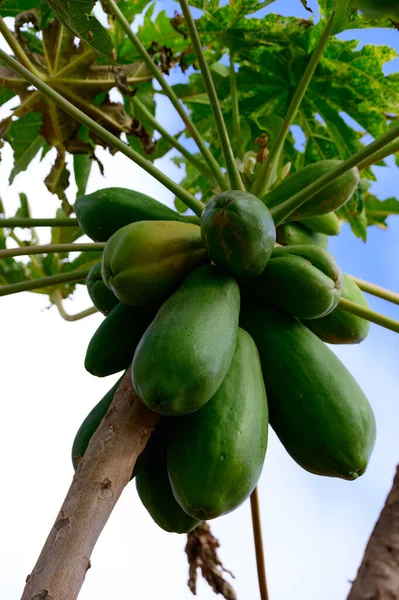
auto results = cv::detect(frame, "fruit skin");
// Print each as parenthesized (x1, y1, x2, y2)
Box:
(276, 222, 328, 248)
(75, 187, 199, 242)
(356, 0, 399, 18)
(102, 221, 209, 306)
(251, 244, 343, 320)
(240, 303, 376, 480)
(167, 328, 268, 520)
(136, 426, 201, 534)
(86, 263, 119, 315)
(132, 264, 240, 416)
(263, 160, 360, 219)
(85, 302, 156, 377)
(302, 274, 370, 344)
(200, 190, 276, 280)
(298, 212, 341, 236)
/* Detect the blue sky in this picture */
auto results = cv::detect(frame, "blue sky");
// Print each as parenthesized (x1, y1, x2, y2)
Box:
(1, 2, 399, 599)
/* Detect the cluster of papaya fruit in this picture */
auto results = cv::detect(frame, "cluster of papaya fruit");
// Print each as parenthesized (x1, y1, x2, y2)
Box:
(72, 159, 376, 534)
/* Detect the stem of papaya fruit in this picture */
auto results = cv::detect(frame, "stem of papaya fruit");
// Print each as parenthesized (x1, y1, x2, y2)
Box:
(357, 138, 399, 171)
(52, 290, 98, 321)
(0, 268, 91, 297)
(250, 487, 269, 600)
(0, 49, 205, 217)
(229, 50, 244, 161)
(350, 276, 399, 306)
(0, 218, 79, 228)
(251, 12, 336, 199)
(0, 242, 105, 259)
(338, 298, 399, 335)
(131, 97, 214, 181)
(105, 0, 227, 192)
(179, 0, 245, 191)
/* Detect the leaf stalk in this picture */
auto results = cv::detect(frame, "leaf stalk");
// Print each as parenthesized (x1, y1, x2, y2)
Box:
(338, 298, 399, 335)
(0, 268, 91, 297)
(0, 243, 104, 259)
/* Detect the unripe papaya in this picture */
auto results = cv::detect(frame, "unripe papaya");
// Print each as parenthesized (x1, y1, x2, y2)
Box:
(303, 274, 370, 344)
(276, 222, 328, 248)
(240, 303, 376, 480)
(71, 375, 149, 479)
(264, 160, 360, 219)
(167, 328, 268, 520)
(86, 263, 119, 315)
(75, 187, 199, 242)
(136, 426, 201, 534)
(200, 190, 276, 280)
(102, 221, 209, 306)
(298, 212, 341, 236)
(85, 302, 157, 377)
(132, 265, 240, 416)
(251, 245, 343, 320)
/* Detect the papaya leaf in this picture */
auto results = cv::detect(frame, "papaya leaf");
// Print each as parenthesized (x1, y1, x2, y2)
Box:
(51, 208, 82, 245)
(7, 112, 45, 183)
(365, 195, 399, 228)
(44, 151, 71, 211)
(45, 0, 114, 62)
(73, 153, 92, 196)
(0, 0, 39, 17)
(67, 250, 103, 270)
(337, 179, 369, 241)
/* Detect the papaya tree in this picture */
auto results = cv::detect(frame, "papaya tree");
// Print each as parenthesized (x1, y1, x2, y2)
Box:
(1, 0, 399, 598)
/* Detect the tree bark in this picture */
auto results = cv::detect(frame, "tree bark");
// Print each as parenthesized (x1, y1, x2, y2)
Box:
(21, 369, 160, 600)
(347, 465, 399, 600)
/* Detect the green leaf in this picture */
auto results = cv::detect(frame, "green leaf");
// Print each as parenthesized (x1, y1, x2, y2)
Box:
(0, 87, 14, 108)
(337, 179, 369, 241)
(68, 250, 103, 270)
(365, 195, 399, 228)
(45, 0, 114, 62)
(73, 153, 92, 196)
(7, 113, 45, 184)
(0, 0, 39, 17)
(44, 151, 71, 207)
(15, 193, 31, 219)
(51, 208, 82, 245)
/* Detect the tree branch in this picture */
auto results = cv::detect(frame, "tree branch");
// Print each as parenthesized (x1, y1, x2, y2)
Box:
(347, 465, 399, 600)
(21, 369, 160, 600)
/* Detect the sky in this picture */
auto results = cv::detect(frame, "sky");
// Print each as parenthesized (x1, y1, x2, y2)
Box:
(1, 1, 399, 599)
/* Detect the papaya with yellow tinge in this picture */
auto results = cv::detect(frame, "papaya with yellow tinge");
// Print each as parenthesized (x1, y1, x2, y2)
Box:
(102, 221, 209, 306)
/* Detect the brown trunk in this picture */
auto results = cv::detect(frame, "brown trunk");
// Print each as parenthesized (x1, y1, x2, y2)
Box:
(347, 465, 399, 600)
(21, 369, 160, 600)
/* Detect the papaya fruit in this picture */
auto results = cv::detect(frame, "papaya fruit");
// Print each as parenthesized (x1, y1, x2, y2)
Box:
(85, 302, 157, 377)
(167, 328, 268, 520)
(102, 221, 209, 306)
(86, 263, 119, 315)
(240, 303, 376, 480)
(136, 425, 201, 534)
(75, 187, 200, 242)
(251, 245, 343, 320)
(298, 212, 341, 236)
(356, 0, 399, 18)
(200, 190, 276, 280)
(263, 160, 360, 219)
(132, 264, 240, 416)
(302, 274, 370, 344)
(276, 222, 328, 248)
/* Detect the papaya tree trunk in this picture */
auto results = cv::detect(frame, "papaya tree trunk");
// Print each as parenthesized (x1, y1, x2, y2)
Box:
(21, 369, 160, 600)
(347, 465, 399, 600)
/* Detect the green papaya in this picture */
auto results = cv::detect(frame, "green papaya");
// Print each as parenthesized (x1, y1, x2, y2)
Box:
(85, 302, 156, 377)
(356, 0, 399, 18)
(298, 212, 341, 236)
(167, 328, 268, 520)
(71, 376, 149, 479)
(276, 222, 328, 248)
(251, 245, 343, 320)
(132, 264, 240, 416)
(136, 426, 201, 534)
(75, 187, 200, 242)
(102, 221, 209, 306)
(86, 263, 119, 315)
(200, 190, 276, 280)
(303, 274, 370, 344)
(240, 303, 376, 480)
(263, 160, 360, 219)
